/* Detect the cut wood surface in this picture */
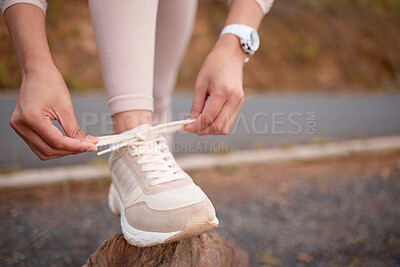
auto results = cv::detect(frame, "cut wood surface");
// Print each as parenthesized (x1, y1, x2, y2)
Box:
(85, 232, 249, 267)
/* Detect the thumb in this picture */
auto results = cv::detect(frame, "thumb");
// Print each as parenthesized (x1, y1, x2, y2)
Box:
(60, 109, 99, 144)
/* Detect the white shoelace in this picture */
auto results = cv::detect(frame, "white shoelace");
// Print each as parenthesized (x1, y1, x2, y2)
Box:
(96, 119, 195, 186)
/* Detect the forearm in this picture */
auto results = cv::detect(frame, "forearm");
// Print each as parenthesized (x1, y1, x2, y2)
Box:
(225, 0, 264, 29)
(4, 3, 53, 77)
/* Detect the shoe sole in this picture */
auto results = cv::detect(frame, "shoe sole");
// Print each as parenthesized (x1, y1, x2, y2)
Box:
(108, 183, 219, 247)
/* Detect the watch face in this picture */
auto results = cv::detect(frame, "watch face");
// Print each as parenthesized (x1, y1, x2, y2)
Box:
(249, 31, 260, 52)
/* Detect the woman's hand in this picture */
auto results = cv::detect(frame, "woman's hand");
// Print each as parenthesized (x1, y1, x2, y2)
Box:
(183, 34, 246, 135)
(9, 64, 98, 160)
(4, 4, 98, 160)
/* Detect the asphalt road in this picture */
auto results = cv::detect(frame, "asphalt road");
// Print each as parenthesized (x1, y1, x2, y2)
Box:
(1, 152, 399, 266)
(0, 93, 399, 169)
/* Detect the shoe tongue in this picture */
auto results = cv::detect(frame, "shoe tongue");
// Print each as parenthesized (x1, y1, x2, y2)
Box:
(121, 124, 153, 136)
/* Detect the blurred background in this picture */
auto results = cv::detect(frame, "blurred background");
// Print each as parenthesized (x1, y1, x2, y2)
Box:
(1, 0, 400, 92)
(0, 0, 399, 169)
(1, 0, 400, 266)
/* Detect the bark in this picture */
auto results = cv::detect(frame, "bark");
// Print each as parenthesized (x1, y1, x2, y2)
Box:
(85, 232, 249, 267)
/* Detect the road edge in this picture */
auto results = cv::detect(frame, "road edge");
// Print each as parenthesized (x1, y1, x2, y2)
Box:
(1, 135, 399, 189)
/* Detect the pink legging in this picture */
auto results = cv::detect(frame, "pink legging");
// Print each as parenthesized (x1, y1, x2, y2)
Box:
(88, 0, 198, 125)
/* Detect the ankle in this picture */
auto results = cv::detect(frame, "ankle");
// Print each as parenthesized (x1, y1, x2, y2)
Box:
(112, 110, 153, 134)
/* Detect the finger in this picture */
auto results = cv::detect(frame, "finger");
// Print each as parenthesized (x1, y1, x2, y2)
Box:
(184, 93, 226, 134)
(23, 131, 80, 160)
(59, 107, 99, 144)
(27, 116, 97, 152)
(198, 90, 243, 135)
(198, 99, 240, 135)
(187, 83, 207, 120)
(13, 123, 78, 160)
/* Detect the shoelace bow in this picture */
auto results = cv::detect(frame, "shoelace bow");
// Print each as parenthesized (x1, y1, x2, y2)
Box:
(96, 119, 195, 186)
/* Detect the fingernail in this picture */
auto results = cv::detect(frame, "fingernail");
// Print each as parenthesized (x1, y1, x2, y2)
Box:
(86, 135, 99, 144)
(183, 126, 194, 133)
(187, 114, 198, 120)
(86, 145, 98, 152)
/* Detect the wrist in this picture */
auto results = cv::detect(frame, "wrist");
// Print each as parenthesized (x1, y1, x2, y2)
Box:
(19, 54, 55, 78)
(213, 34, 247, 65)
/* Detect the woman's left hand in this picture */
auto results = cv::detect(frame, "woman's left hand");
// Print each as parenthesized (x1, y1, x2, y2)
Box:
(183, 34, 246, 135)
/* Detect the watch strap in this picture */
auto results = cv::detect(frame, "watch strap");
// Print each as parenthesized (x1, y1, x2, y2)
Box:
(220, 24, 258, 63)
(220, 24, 254, 40)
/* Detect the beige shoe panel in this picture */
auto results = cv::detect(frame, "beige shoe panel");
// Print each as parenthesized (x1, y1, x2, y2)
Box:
(109, 151, 139, 199)
(131, 183, 206, 210)
(116, 147, 193, 195)
(125, 198, 216, 232)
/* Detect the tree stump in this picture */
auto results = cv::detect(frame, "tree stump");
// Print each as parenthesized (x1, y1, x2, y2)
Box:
(85, 231, 249, 267)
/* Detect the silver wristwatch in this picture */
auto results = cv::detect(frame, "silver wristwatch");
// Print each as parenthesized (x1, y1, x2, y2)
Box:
(220, 24, 260, 63)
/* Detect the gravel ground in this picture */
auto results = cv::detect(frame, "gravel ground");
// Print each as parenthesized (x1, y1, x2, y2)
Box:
(1, 151, 400, 266)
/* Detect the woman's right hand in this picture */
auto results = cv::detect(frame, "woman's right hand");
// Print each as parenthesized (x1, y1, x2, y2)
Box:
(9, 64, 98, 160)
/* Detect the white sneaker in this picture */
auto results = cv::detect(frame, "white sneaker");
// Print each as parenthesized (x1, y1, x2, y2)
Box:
(97, 120, 219, 247)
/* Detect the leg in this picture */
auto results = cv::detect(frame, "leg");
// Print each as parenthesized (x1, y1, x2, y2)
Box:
(153, 0, 198, 125)
(88, 0, 158, 134)
(89, 1, 217, 248)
